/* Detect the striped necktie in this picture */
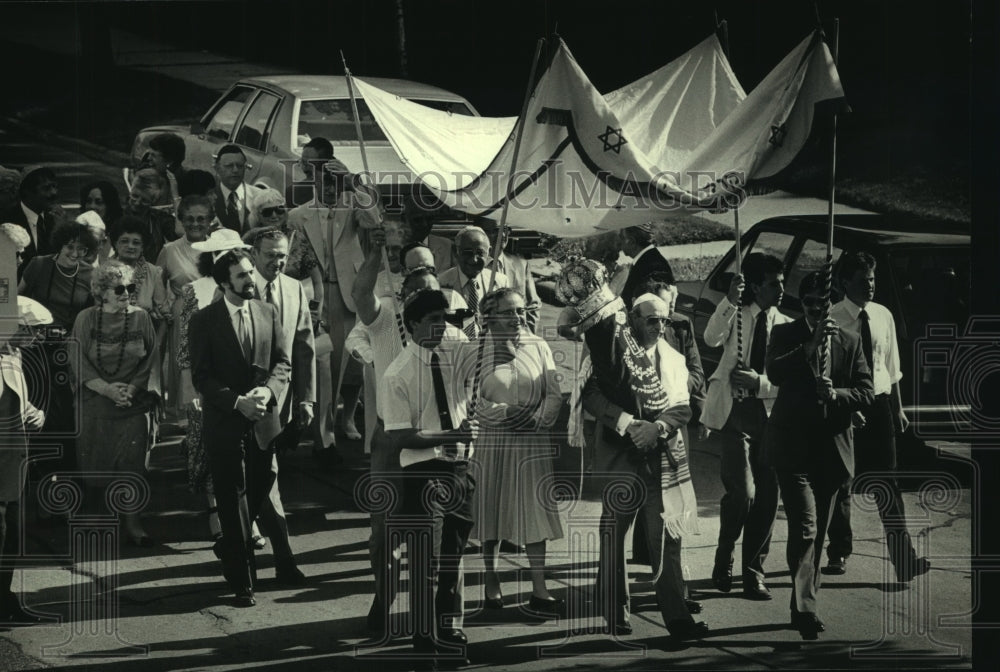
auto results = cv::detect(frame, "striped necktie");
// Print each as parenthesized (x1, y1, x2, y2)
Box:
(464, 279, 480, 339)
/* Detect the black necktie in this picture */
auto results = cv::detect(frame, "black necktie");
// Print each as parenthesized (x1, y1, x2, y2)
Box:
(749, 309, 768, 374)
(464, 280, 480, 339)
(265, 281, 275, 306)
(227, 191, 239, 227)
(859, 308, 874, 371)
(430, 352, 458, 458)
(394, 310, 407, 347)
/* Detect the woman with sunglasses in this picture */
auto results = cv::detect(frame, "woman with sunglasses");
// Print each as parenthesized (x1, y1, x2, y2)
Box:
(157, 195, 213, 419)
(472, 287, 565, 618)
(253, 188, 323, 289)
(70, 262, 159, 546)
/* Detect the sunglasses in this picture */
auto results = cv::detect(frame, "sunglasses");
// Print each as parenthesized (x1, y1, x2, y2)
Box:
(801, 296, 826, 307)
(645, 316, 671, 326)
(260, 206, 287, 217)
(113, 284, 137, 296)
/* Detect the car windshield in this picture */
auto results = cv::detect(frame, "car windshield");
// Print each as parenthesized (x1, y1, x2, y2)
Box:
(888, 246, 969, 340)
(296, 98, 474, 149)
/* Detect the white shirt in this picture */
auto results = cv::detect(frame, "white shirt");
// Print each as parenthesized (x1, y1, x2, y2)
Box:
(830, 298, 901, 396)
(381, 340, 476, 467)
(219, 183, 248, 225)
(20, 202, 39, 247)
(223, 296, 253, 350)
(255, 273, 281, 311)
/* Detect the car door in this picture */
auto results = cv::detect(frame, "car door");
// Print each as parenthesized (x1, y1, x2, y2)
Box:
(231, 89, 283, 186)
(186, 84, 258, 172)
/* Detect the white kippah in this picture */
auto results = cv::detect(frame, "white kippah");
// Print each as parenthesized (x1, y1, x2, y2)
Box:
(632, 292, 667, 311)
(76, 209, 106, 231)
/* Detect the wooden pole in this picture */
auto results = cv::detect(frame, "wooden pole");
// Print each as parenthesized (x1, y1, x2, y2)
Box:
(819, 20, 839, 410)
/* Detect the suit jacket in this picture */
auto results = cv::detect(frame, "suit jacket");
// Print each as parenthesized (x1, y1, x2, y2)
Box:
(622, 246, 675, 307)
(700, 300, 793, 431)
(288, 191, 375, 312)
(583, 316, 692, 475)
(763, 318, 874, 479)
(262, 273, 316, 426)
(1, 203, 55, 272)
(437, 267, 509, 296)
(0, 351, 40, 501)
(212, 183, 263, 234)
(662, 312, 706, 419)
(189, 299, 292, 453)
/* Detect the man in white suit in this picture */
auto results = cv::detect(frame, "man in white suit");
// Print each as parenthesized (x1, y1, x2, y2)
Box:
(287, 159, 379, 451)
(437, 226, 508, 339)
(701, 252, 791, 601)
(247, 227, 316, 584)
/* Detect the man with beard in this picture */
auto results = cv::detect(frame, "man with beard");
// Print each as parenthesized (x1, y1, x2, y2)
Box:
(189, 249, 291, 607)
(764, 270, 873, 639)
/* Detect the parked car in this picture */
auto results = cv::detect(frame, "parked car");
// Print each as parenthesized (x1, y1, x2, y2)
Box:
(675, 214, 971, 440)
(129, 75, 546, 256)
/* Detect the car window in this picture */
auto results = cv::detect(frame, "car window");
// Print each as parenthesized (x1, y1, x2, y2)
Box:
(414, 100, 475, 116)
(708, 230, 796, 292)
(296, 99, 388, 146)
(234, 91, 281, 151)
(205, 86, 255, 141)
(788, 238, 843, 299)
(889, 246, 970, 339)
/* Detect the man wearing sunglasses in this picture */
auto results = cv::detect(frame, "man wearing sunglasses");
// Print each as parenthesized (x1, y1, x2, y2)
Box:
(764, 270, 874, 639)
(702, 252, 791, 601)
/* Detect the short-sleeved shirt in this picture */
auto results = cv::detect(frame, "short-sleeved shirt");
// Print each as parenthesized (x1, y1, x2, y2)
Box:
(380, 340, 477, 468)
(830, 298, 901, 396)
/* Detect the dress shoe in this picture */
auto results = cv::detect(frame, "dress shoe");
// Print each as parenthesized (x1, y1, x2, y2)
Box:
(234, 588, 256, 607)
(438, 628, 468, 646)
(685, 599, 703, 614)
(527, 594, 564, 618)
(741, 576, 772, 601)
(275, 563, 307, 586)
(711, 558, 733, 593)
(484, 592, 504, 610)
(668, 619, 709, 641)
(792, 612, 825, 639)
(606, 609, 632, 636)
(896, 557, 931, 583)
(212, 538, 224, 560)
(822, 556, 848, 575)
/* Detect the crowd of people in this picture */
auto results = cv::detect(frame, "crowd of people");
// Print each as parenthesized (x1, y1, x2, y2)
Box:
(0, 133, 930, 669)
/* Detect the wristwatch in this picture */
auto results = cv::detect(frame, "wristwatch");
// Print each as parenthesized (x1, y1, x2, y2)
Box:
(654, 420, 670, 438)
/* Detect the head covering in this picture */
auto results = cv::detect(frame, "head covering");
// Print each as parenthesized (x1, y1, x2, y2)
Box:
(17, 296, 53, 326)
(631, 292, 668, 312)
(75, 209, 106, 232)
(192, 228, 252, 261)
(556, 257, 622, 335)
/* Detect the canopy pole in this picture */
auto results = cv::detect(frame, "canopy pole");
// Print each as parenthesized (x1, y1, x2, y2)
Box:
(733, 206, 747, 400)
(487, 37, 546, 295)
(819, 19, 839, 413)
(471, 37, 546, 424)
(342, 52, 400, 347)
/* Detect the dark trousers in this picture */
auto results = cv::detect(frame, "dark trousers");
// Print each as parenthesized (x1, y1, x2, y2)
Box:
(208, 430, 278, 592)
(715, 399, 779, 580)
(368, 421, 401, 625)
(399, 460, 474, 655)
(776, 469, 840, 617)
(0, 501, 21, 603)
(827, 395, 916, 571)
(596, 466, 691, 632)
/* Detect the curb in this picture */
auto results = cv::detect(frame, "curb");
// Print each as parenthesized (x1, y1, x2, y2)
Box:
(1, 116, 131, 169)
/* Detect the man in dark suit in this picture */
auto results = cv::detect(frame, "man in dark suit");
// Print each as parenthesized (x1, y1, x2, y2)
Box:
(0, 166, 64, 272)
(189, 249, 292, 607)
(764, 271, 874, 639)
(583, 291, 707, 642)
(212, 145, 261, 233)
(619, 224, 675, 309)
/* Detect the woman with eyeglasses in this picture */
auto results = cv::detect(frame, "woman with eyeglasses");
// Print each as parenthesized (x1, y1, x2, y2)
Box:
(155, 195, 214, 420)
(253, 188, 323, 288)
(472, 287, 565, 618)
(70, 262, 159, 546)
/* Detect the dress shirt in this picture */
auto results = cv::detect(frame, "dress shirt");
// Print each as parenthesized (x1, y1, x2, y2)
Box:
(219, 183, 248, 227)
(830, 298, 901, 396)
(254, 274, 281, 311)
(223, 296, 253, 350)
(20, 202, 39, 247)
(381, 341, 476, 467)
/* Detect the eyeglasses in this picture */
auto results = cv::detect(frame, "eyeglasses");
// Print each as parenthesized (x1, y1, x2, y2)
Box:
(182, 215, 210, 224)
(113, 284, 137, 296)
(801, 296, 826, 307)
(645, 316, 671, 326)
(260, 206, 286, 218)
(492, 307, 527, 317)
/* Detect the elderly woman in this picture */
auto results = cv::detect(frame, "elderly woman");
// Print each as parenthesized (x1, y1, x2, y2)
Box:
(110, 216, 171, 323)
(70, 263, 159, 546)
(473, 287, 565, 617)
(251, 187, 322, 286)
(156, 195, 212, 417)
(124, 168, 177, 262)
(1, 223, 31, 268)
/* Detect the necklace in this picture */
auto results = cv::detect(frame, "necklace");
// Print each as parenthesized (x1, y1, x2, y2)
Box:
(55, 258, 80, 278)
(95, 307, 131, 377)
